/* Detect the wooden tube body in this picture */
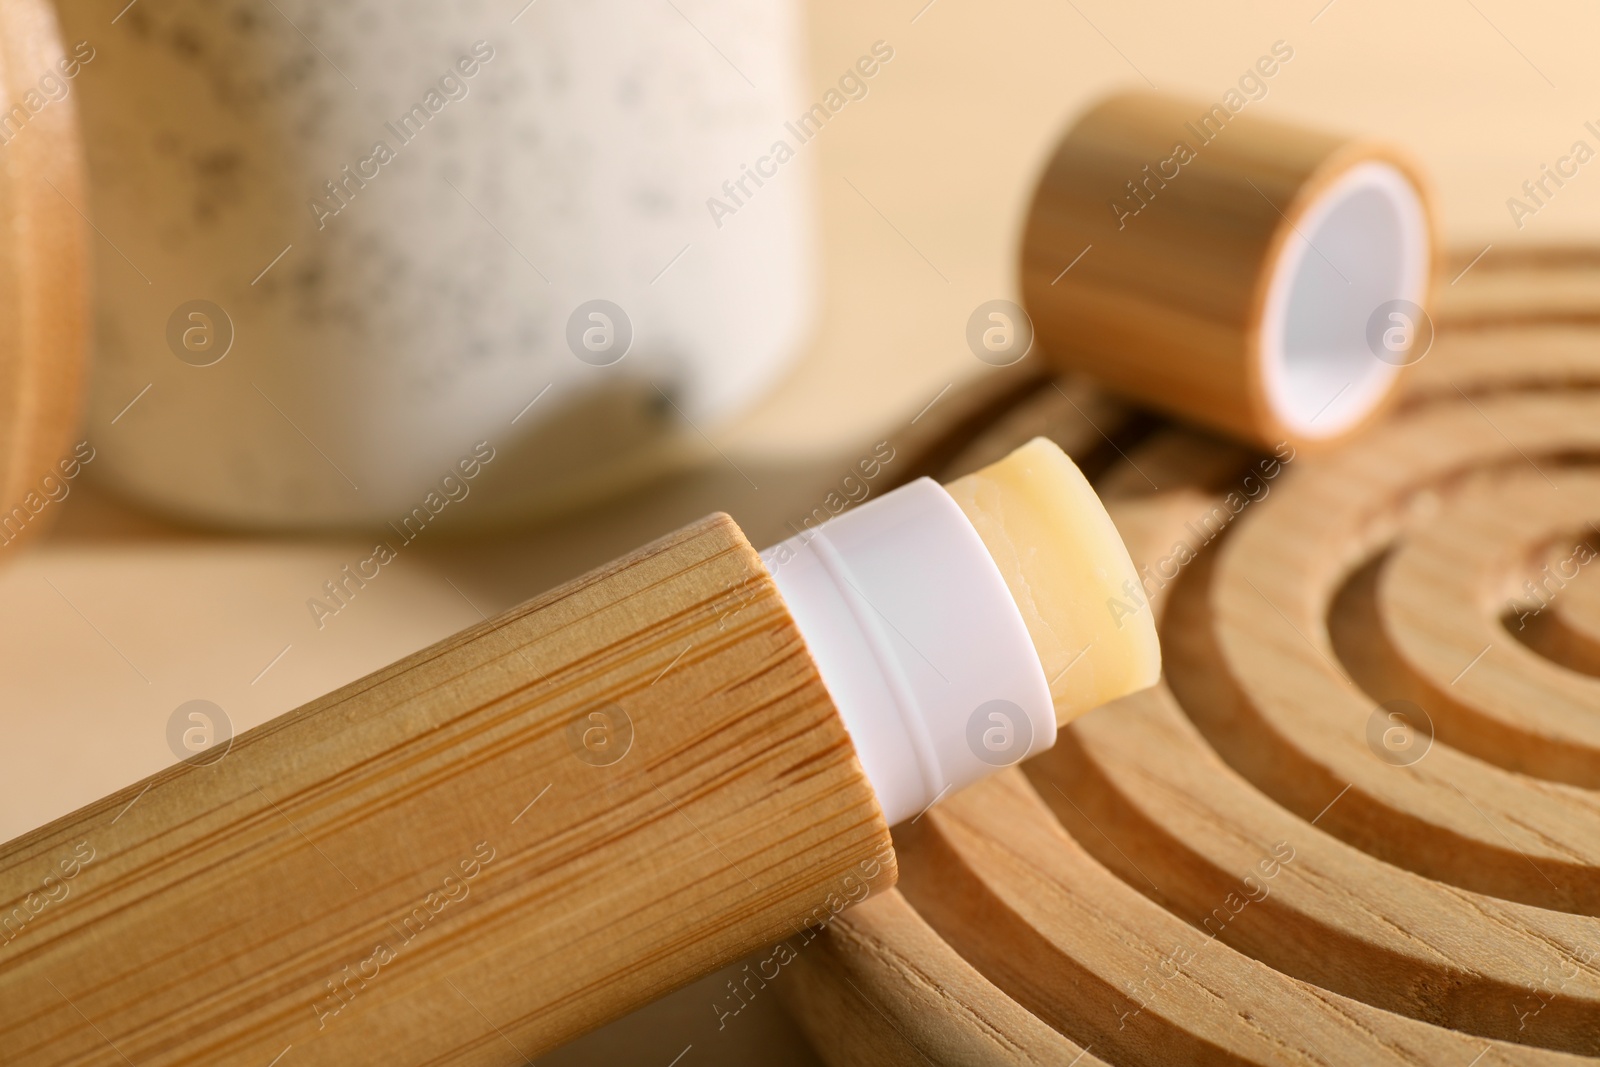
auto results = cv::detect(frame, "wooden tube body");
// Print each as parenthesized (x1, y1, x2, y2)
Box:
(1021, 91, 1433, 449)
(0, 514, 895, 1065)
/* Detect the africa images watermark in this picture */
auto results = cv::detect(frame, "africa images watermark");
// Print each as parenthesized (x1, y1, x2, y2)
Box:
(312, 840, 497, 1030)
(306, 441, 497, 629)
(778, 441, 897, 545)
(1114, 840, 1296, 1031)
(1504, 533, 1597, 631)
(1513, 942, 1600, 1034)
(0, 39, 96, 147)
(1106, 442, 1297, 629)
(1505, 120, 1600, 230)
(710, 840, 894, 1030)
(0, 441, 97, 549)
(307, 41, 497, 230)
(1110, 40, 1296, 230)
(1, 840, 97, 947)
(706, 40, 896, 229)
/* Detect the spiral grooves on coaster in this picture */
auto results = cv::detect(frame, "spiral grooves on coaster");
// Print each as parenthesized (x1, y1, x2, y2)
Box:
(783, 250, 1600, 1064)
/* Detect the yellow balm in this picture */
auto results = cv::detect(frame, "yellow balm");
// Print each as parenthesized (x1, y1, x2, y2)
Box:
(946, 437, 1161, 724)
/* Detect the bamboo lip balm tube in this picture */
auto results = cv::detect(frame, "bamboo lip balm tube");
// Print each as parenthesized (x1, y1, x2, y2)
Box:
(1022, 90, 1436, 450)
(0, 438, 1156, 1066)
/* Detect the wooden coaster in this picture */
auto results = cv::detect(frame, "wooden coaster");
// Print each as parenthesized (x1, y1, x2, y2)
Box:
(781, 248, 1600, 1063)
(0, 0, 89, 552)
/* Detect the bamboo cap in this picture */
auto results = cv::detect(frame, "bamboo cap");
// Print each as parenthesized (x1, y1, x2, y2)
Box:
(0, 0, 90, 550)
(1021, 91, 1435, 450)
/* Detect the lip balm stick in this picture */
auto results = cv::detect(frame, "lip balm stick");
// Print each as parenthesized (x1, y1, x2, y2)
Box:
(0, 438, 1157, 1066)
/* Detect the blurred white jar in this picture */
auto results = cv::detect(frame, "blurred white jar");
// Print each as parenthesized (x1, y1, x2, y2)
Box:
(60, 0, 815, 527)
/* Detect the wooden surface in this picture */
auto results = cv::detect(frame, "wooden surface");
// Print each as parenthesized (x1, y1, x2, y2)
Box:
(13, 2, 1600, 1060)
(0, 0, 87, 552)
(780, 248, 1600, 1062)
(0, 514, 894, 1065)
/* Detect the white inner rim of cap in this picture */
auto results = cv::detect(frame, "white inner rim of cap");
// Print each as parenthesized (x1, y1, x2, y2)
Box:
(1258, 161, 1430, 439)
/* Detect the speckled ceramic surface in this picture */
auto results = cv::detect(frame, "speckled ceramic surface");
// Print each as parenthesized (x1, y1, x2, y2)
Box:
(62, 0, 815, 528)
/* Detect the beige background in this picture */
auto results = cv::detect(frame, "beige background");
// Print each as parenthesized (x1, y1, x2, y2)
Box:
(7, 0, 1600, 1061)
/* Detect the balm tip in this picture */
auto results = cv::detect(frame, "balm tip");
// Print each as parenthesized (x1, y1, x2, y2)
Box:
(945, 437, 1162, 726)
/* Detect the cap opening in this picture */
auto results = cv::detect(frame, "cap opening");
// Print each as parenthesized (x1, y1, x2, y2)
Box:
(1259, 161, 1430, 439)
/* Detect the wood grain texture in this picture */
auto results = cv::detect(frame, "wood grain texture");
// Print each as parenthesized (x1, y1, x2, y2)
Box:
(0, 514, 894, 1065)
(1431, 247, 1600, 327)
(898, 772, 1590, 1065)
(782, 889, 1103, 1067)
(1208, 393, 1600, 912)
(1407, 251, 1600, 404)
(0, 0, 89, 553)
(1376, 471, 1600, 783)
(785, 248, 1600, 1063)
(1037, 488, 1600, 1052)
(1527, 545, 1600, 675)
(1405, 324, 1600, 403)
(1020, 90, 1434, 449)
(936, 373, 1135, 486)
